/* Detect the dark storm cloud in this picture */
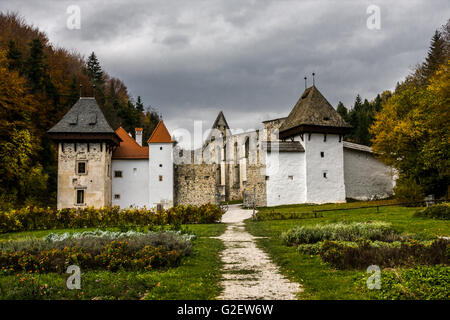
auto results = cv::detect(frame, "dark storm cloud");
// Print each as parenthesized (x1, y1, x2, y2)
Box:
(1, 0, 449, 147)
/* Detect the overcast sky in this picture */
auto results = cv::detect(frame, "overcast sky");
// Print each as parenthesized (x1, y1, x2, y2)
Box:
(2, 0, 449, 147)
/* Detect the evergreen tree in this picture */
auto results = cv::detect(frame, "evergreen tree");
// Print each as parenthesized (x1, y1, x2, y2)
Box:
(86, 52, 104, 84)
(136, 96, 144, 113)
(6, 40, 22, 72)
(23, 38, 47, 92)
(422, 30, 447, 80)
(336, 101, 348, 120)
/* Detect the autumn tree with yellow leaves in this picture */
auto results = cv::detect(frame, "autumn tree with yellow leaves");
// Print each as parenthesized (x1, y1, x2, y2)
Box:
(371, 21, 450, 199)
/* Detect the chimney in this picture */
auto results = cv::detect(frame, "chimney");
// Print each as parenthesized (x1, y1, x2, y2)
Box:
(135, 128, 143, 146)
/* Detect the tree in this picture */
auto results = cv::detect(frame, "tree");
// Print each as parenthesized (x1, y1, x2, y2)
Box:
(86, 52, 104, 84)
(336, 101, 347, 119)
(422, 30, 446, 79)
(23, 38, 46, 92)
(6, 40, 22, 72)
(136, 96, 144, 113)
(370, 60, 450, 197)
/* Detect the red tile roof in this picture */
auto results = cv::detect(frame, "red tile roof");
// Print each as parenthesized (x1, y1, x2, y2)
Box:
(147, 120, 173, 143)
(112, 127, 149, 159)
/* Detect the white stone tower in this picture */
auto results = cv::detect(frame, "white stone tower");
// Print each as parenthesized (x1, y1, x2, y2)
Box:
(279, 86, 352, 204)
(48, 97, 121, 209)
(148, 120, 174, 210)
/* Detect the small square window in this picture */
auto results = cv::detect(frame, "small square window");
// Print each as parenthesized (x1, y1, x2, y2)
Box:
(320, 152, 324, 158)
(77, 161, 87, 175)
(160, 147, 163, 150)
(114, 194, 120, 199)
(114, 170, 123, 178)
(323, 172, 327, 178)
(159, 175, 163, 181)
(265, 176, 270, 181)
(76, 189, 84, 204)
(159, 164, 163, 167)
(288, 175, 293, 180)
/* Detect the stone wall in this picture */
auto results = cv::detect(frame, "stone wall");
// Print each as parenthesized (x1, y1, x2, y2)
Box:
(57, 142, 112, 209)
(243, 163, 267, 207)
(174, 163, 220, 206)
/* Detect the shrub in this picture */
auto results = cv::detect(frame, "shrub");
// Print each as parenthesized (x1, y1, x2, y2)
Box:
(393, 177, 425, 205)
(320, 238, 449, 269)
(282, 221, 400, 246)
(0, 204, 224, 233)
(414, 203, 450, 220)
(0, 230, 193, 274)
(362, 265, 450, 300)
(297, 240, 405, 256)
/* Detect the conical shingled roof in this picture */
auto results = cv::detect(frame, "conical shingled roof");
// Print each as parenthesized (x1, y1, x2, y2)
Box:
(147, 120, 173, 143)
(48, 98, 115, 134)
(279, 86, 351, 138)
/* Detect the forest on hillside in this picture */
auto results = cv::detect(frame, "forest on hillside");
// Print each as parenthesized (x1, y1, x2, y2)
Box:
(0, 13, 160, 208)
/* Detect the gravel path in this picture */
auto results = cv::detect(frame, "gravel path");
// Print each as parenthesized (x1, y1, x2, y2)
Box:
(215, 204, 302, 300)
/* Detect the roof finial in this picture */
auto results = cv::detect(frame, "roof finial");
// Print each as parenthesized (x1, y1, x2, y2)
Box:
(304, 76, 307, 90)
(79, 84, 82, 97)
(312, 72, 315, 86)
(93, 84, 96, 98)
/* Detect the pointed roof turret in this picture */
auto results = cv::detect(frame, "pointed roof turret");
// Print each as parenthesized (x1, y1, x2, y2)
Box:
(48, 97, 121, 145)
(147, 120, 173, 143)
(279, 86, 351, 139)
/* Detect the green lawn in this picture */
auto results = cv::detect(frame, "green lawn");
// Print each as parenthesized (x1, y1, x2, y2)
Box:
(246, 204, 450, 300)
(0, 223, 226, 300)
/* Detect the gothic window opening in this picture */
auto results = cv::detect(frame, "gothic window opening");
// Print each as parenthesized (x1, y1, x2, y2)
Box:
(245, 139, 249, 159)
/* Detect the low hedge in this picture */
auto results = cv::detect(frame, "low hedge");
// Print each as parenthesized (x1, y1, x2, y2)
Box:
(414, 203, 450, 220)
(281, 221, 401, 245)
(0, 230, 193, 273)
(320, 239, 449, 270)
(0, 204, 224, 233)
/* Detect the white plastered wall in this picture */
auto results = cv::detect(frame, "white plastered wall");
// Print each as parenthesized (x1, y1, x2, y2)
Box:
(300, 133, 346, 204)
(111, 159, 149, 208)
(343, 148, 394, 200)
(265, 150, 306, 206)
(149, 143, 174, 209)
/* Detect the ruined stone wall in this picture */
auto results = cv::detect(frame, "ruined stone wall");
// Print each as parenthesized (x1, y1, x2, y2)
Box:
(174, 163, 220, 206)
(263, 118, 286, 141)
(243, 163, 267, 208)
